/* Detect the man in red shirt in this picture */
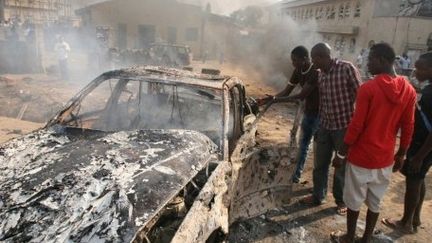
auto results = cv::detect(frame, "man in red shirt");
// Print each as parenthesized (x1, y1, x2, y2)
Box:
(330, 43, 416, 243)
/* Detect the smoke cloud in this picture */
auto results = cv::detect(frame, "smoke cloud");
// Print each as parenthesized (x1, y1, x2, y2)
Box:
(226, 15, 322, 90)
(180, 0, 280, 15)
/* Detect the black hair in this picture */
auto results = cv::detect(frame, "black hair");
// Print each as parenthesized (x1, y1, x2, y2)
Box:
(370, 43, 396, 63)
(291, 46, 309, 59)
(419, 51, 432, 66)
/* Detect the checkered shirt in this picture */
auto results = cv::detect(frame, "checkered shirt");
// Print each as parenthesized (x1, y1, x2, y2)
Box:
(319, 59, 362, 130)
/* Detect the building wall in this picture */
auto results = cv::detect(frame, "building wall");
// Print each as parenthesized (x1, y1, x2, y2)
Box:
(81, 0, 206, 55)
(276, 0, 432, 62)
(367, 17, 432, 60)
(278, 0, 374, 61)
(3, 0, 72, 23)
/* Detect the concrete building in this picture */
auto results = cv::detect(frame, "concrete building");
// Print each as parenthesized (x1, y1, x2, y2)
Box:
(0, 0, 72, 24)
(75, 0, 235, 58)
(272, 0, 432, 62)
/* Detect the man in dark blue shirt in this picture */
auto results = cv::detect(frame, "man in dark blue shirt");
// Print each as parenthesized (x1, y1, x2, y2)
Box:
(382, 52, 432, 234)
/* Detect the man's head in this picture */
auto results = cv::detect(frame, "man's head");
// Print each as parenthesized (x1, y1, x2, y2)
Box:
(402, 53, 408, 59)
(291, 46, 309, 69)
(414, 52, 432, 82)
(367, 43, 396, 75)
(311, 43, 332, 71)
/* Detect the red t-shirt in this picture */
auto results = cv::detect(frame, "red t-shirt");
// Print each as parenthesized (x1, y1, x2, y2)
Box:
(344, 74, 417, 169)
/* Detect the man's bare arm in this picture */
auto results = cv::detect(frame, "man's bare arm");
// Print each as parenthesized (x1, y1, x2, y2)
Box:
(274, 83, 315, 103)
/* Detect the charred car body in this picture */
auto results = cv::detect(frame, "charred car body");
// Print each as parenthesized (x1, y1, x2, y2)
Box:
(0, 66, 295, 242)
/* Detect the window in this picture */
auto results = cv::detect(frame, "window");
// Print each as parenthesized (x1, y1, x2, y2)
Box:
(349, 38, 356, 53)
(330, 6, 336, 19)
(354, 2, 361, 17)
(340, 37, 346, 53)
(335, 37, 346, 54)
(138, 25, 155, 48)
(339, 4, 345, 19)
(62, 79, 224, 145)
(345, 3, 351, 18)
(326, 6, 331, 19)
(167, 27, 177, 43)
(185, 27, 198, 42)
(117, 23, 127, 49)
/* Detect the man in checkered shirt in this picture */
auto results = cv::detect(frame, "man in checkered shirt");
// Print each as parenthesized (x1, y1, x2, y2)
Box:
(301, 43, 362, 215)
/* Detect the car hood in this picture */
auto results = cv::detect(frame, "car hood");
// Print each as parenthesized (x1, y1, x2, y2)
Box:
(0, 127, 218, 242)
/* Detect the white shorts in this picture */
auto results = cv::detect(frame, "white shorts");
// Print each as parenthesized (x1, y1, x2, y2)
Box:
(343, 162, 392, 213)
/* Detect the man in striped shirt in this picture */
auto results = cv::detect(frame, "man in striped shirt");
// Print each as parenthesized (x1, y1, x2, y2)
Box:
(302, 43, 362, 215)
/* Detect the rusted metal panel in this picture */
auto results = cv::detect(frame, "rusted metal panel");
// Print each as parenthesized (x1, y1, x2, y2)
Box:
(230, 146, 295, 222)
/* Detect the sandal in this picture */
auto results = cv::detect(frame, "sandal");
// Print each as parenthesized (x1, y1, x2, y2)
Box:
(330, 231, 352, 243)
(381, 218, 415, 234)
(336, 204, 347, 216)
(299, 195, 323, 206)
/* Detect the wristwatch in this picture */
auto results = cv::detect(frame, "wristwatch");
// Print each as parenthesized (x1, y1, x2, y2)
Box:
(336, 151, 346, 159)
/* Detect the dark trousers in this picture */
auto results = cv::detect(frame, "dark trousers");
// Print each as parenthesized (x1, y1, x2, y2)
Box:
(312, 127, 346, 205)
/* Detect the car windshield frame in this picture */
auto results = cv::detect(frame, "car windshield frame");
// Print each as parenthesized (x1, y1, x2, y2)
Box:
(48, 72, 232, 158)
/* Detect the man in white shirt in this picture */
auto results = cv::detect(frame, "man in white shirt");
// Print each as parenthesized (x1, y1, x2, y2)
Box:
(400, 53, 411, 69)
(55, 36, 71, 81)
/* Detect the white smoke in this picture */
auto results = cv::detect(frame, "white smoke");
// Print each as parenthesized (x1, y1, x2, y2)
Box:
(179, 0, 280, 15)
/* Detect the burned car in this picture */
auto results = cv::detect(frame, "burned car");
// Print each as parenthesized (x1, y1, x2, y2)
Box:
(0, 66, 295, 242)
(149, 43, 192, 67)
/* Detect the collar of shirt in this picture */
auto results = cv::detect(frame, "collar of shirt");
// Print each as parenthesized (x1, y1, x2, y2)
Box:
(324, 59, 338, 74)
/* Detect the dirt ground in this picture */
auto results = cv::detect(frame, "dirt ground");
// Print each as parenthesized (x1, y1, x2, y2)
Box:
(0, 61, 431, 242)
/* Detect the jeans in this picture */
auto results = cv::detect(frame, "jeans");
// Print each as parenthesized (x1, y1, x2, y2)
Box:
(312, 127, 346, 205)
(291, 113, 320, 182)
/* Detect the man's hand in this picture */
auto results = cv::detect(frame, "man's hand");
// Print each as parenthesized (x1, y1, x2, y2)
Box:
(332, 155, 346, 169)
(256, 95, 274, 106)
(407, 154, 424, 174)
(393, 153, 405, 172)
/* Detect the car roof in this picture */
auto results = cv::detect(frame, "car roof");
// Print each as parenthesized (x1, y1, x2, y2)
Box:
(101, 66, 243, 90)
